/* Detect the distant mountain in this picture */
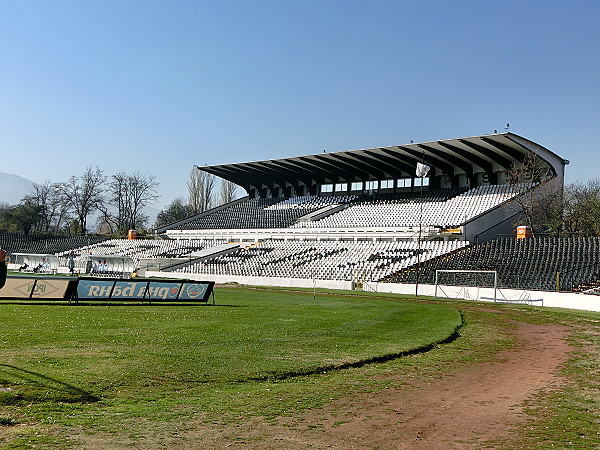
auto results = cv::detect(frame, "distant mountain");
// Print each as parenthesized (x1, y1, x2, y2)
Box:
(0, 172, 36, 206)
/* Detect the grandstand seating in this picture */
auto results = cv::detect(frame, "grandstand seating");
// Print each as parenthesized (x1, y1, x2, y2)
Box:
(55, 238, 221, 271)
(169, 185, 524, 232)
(264, 195, 357, 210)
(174, 240, 469, 281)
(0, 233, 110, 256)
(381, 237, 600, 292)
(171, 197, 321, 230)
(18, 232, 593, 293)
(293, 185, 524, 229)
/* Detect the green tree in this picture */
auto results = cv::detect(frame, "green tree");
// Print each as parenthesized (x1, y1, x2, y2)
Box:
(155, 198, 193, 228)
(67, 219, 84, 235)
(6, 202, 44, 235)
(0, 205, 16, 233)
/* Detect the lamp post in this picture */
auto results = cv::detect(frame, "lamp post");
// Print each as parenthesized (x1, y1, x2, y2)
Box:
(415, 162, 430, 296)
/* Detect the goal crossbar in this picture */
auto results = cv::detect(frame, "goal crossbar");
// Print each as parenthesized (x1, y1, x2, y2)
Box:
(434, 269, 498, 300)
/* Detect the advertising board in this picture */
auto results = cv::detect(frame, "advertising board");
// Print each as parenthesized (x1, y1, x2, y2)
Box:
(75, 278, 214, 303)
(0, 276, 76, 300)
(0, 276, 214, 304)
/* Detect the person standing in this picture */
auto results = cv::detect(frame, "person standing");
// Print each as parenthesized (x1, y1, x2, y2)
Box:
(68, 251, 76, 275)
(0, 249, 7, 289)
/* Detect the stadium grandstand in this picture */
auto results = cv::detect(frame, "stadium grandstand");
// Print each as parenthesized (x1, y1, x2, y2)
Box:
(0, 233, 110, 256)
(3, 132, 599, 310)
(161, 132, 567, 242)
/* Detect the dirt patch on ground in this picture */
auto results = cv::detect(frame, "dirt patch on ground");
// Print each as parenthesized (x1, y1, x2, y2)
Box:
(189, 317, 571, 449)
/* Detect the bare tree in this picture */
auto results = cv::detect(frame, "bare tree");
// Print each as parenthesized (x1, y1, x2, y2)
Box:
(505, 153, 600, 237)
(104, 172, 159, 233)
(23, 180, 71, 233)
(219, 179, 237, 205)
(562, 179, 600, 237)
(57, 166, 106, 234)
(188, 167, 215, 214)
(505, 153, 559, 233)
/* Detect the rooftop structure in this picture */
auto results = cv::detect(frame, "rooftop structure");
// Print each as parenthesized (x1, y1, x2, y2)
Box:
(196, 132, 568, 199)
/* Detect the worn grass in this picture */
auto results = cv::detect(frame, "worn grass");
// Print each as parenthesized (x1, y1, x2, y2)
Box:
(0, 287, 598, 448)
(0, 287, 461, 448)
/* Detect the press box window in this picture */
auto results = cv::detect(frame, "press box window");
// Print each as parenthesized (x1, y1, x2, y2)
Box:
(397, 178, 412, 188)
(414, 177, 430, 187)
(365, 180, 378, 190)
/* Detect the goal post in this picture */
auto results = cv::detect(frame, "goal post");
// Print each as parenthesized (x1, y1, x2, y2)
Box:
(434, 270, 498, 301)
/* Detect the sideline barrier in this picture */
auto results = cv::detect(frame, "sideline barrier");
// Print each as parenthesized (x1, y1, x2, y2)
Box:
(0, 276, 215, 304)
(0, 275, 77, 300)
(74, 278, 215, 304)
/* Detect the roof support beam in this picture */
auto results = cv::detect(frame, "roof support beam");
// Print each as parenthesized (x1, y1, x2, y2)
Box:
(376, 148, 434, 177)
(417, 144, 474, 178)
(436, 141, 494, 174)
(479, 136, 527, 163)
(363, 149, 414, 178)
(458, 139, 513, 171)
(200, 165, 255, 193)
(326, 152, 386, 180)
(397, 145, 454, 177)
(298, 155, 369, 182)
(261, 160, 316, 188)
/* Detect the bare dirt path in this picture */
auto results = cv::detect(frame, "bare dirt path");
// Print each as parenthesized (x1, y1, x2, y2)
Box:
(193, 316, 571, 449)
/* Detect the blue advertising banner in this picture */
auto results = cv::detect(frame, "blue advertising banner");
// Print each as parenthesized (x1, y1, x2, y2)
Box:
(77, 279, 117, 299)
(111, 281, 151, 300)
(144, 281, 182, 300)
(75, 278, 214, 303)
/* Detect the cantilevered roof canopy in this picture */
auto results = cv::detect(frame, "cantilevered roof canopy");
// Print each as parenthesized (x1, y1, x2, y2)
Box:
(197, 133, 568, 198)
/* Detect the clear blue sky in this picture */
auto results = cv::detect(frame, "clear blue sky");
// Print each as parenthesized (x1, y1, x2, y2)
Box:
(1, 0, 599, 208)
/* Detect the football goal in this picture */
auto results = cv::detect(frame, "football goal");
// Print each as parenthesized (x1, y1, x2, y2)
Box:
(434, 270, 498, 301)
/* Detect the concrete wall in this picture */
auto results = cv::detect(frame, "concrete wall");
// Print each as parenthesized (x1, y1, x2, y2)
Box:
(144, 272, 599, 312)
(364, 281, 600, 313)
(144, 271, 353, 291)
(465, 201, 521, 243)
(166, 226, 428, 242)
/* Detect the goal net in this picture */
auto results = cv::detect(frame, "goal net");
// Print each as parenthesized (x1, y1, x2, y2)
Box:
(434, 270, 498, 301)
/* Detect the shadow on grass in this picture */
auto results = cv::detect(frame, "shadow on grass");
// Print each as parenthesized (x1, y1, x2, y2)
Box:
(245, 311, 465, 382)
(67, 302, 242, 307)
(0, 364, 99, 404)
(0, 301, 243, 307)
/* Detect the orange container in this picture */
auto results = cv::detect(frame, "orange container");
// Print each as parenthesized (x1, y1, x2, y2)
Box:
(516, 226, 532, 240)
(128, 229, 137, 240)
